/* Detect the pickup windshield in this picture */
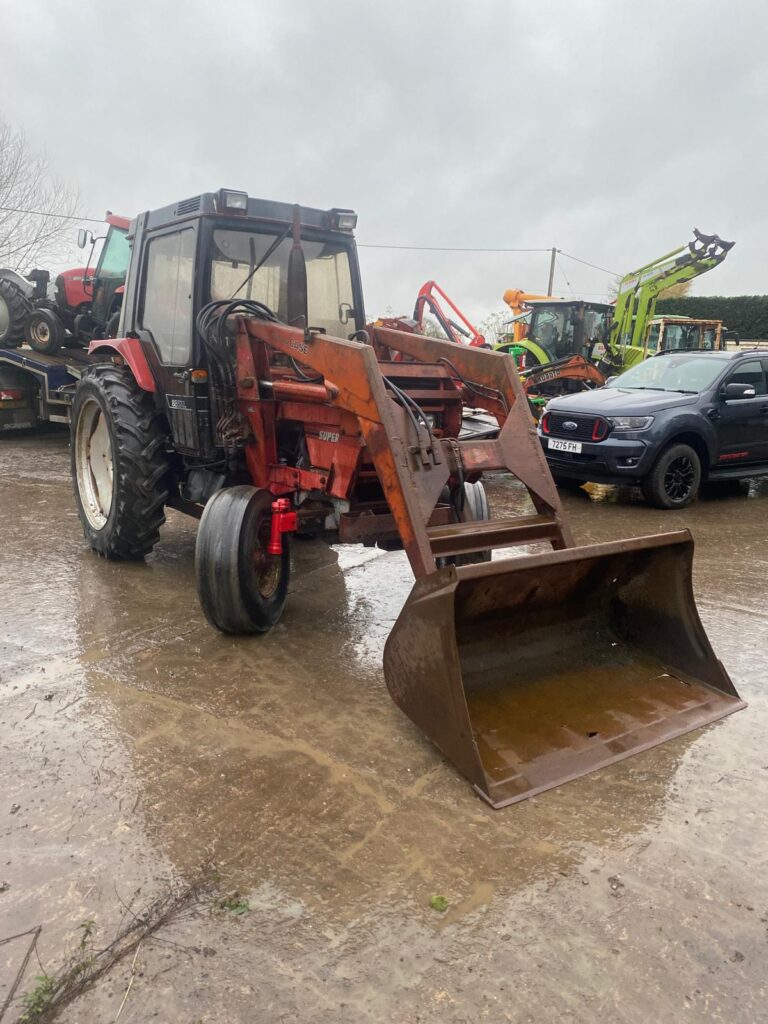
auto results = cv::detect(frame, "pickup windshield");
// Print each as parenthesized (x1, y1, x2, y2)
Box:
(209, 228, 357, 337)
(607, 353, 732, 393)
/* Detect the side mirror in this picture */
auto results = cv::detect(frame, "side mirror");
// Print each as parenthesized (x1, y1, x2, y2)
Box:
(604, 375, 617, 386)
(724, 381, 756, 400)
(77, 228, 91, 249)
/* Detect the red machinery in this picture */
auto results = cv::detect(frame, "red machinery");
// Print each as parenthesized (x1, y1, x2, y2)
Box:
(413, 280, 488, 348)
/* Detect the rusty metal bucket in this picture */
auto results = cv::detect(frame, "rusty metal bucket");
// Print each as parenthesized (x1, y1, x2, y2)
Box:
(383, 531, 745, 808)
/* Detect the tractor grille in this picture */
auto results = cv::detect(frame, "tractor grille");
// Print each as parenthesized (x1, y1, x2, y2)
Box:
(175, 195, 202, 216)
(545, 411, 610, 442)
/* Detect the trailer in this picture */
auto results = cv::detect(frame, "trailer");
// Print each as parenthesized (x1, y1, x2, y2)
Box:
(0, 346, 96, 431)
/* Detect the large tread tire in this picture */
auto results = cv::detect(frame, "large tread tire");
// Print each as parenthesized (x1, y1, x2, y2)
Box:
(71, 364, 169, 558)
(0, 278, 31, 349)
(641, 442, 701, 510)
(196, 486, 290, 634)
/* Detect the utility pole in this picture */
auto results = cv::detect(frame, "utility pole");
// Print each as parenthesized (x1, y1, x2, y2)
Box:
(546, 247, 557, 296)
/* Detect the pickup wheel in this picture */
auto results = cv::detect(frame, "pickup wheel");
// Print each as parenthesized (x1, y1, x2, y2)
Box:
(641, 443, 701, 509)
(195, 486, 290, 634)
(0, 278, 30, 349)
(71, 364, 169, 558)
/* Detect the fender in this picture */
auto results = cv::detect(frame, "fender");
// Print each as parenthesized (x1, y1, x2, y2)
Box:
(0, 268, 33, 298)
(89, 337, 156, 393)
(495, 338, 551, 365)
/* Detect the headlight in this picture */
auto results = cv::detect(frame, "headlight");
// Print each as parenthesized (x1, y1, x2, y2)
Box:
(607, 415, 654, 431)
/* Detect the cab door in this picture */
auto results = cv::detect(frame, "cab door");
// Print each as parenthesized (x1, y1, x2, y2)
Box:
(715, 359, 768, 465)
(136, 225, 211, 455)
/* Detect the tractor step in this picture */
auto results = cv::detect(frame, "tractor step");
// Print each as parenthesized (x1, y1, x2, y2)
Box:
(426, 514, 560, 557)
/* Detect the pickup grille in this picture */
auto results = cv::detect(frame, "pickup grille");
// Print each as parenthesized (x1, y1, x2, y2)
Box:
(545, 411, 610, 442)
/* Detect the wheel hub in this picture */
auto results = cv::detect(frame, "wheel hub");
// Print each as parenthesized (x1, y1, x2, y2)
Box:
(75, 398, 114, 528)
(664, 457, 694, 501)
(33, 320, 50, 343)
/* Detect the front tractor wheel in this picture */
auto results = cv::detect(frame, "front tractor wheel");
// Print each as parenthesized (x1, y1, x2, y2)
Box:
(71, 365, 169, 558)
(195, 486, 291, 635)
(26, 308, 64, 355)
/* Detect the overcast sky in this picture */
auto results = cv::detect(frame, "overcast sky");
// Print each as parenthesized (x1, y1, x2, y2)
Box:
(2, 0, 765, 324)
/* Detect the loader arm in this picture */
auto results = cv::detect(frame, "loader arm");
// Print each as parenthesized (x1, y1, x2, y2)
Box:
(239, 317, 573, 578)
(611, 228, 734, 359)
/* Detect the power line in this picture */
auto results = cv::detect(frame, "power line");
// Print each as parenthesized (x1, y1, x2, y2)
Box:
(0, 204, 621, 275)
(555, 255, 576, 298)
(0, 205, 102, 224)
(358, 243, 550, 253)
(559, 250, 619, 277)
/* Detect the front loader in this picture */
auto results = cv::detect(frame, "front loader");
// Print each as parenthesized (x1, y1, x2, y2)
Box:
(69, 190, 745, 807)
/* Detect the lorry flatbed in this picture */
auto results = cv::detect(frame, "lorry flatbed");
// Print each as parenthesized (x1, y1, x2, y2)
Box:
(0, 345, 97, 429)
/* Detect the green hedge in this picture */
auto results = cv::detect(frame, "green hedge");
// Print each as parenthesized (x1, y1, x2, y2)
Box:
(656, 296, 768, 339)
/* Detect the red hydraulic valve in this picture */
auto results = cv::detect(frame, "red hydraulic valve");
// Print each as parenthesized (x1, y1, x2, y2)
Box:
(267, 498, 298, 555)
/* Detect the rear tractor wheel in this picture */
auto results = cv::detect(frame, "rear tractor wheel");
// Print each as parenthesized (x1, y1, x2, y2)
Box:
(26, 308, 64, 355)
(195, 486, 291, 634)
(0, 278, 31, 349)
(71, 364, 169, 558)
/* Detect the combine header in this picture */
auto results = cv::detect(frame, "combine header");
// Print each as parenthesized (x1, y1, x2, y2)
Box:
(68, 190, 745, 806)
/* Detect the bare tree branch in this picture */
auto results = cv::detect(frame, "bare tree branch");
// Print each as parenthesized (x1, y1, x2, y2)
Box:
(0, 113, 80, 273)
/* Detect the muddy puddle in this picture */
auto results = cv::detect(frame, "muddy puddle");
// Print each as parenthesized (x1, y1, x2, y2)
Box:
(1, 431, 767, 1022)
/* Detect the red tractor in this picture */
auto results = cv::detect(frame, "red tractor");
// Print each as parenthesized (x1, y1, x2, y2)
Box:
(66, 188, 743, 807)
(0, 213, 130, 355)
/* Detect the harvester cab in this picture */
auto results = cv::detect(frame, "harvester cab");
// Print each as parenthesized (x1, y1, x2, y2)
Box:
(71, 189, 744, 807)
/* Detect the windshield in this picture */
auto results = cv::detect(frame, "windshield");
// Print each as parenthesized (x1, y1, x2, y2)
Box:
(583, 309, 609, 343)
(528, 307, 573, 359)
(661, 323, 704, 352)
(209, 228, 357, 337)
(98, 227, 130, 278)
(607, 353, 732, 393)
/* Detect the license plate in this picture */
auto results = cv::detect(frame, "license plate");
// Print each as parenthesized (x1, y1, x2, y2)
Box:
(548, 438, 582, 454)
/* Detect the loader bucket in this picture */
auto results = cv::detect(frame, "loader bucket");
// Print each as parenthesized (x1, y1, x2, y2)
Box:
(383, 531, 745, 808)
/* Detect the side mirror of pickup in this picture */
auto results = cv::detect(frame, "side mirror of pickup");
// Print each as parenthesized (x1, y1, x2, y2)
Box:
(723, 381, 757, 400)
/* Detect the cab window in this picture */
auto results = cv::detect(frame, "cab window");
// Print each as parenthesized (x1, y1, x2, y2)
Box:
(140, 229, 195, 365)
(646, 323, 661, 351)
(98, 227, 130, 278)
(726, 360, 766, 396)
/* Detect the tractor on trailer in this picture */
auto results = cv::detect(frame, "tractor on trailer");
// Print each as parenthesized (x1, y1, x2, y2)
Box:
(62, 188, 743, 807)
(0, 213, 131, 355)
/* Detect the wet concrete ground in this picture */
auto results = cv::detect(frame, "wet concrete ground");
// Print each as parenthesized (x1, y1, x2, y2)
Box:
(1, 427, 767, 1023)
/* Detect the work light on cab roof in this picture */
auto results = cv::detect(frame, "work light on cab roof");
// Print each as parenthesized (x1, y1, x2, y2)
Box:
(215, 188, 249, 214)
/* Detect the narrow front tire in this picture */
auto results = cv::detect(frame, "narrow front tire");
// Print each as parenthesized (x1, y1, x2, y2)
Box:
(195, 486, 290, 634)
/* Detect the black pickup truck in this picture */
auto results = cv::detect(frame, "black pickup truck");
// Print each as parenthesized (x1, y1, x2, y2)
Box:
(539, 349, 768, 508)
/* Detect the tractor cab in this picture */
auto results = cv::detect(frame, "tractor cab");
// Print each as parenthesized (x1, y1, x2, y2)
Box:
(497, 299, 613, 368)
(79, 215, 132, 333)
(109, 189, 366, 467)
(643, 315, 735, 355)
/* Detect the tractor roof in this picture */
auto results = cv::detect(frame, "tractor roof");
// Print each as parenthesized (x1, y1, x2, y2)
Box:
(135, 190, 356, 236)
